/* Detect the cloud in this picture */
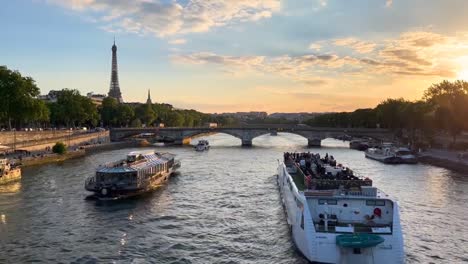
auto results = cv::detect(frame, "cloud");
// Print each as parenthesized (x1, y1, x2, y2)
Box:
(172, 29, 465, 83)
(169, 38, 187, 45)
(308, 43, 322, 51)
(333, 38, 377, 54)
(46, 0, 281, 37)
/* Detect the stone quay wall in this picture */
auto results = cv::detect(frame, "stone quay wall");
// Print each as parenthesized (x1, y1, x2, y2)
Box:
(0, 131, 109, 151)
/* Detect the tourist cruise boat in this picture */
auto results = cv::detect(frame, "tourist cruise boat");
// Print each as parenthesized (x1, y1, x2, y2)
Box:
(277, 152, 404, 264)
(194, 140, 210, 151)
(85, 151, 180, 200)
(0, 159, 21, 185)
(365, 143, 417, 164)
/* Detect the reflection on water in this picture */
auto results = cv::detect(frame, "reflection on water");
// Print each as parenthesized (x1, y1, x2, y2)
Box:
(0, 181, 21, 194)
(0, 133, 467, 263)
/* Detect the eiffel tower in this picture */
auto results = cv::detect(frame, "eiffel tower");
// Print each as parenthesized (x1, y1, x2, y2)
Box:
(108, 38, 123, 103)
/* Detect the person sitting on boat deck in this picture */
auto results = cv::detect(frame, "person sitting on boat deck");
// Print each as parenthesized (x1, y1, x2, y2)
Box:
(299, 159, 306, 169)
(305, 173, 312, 189)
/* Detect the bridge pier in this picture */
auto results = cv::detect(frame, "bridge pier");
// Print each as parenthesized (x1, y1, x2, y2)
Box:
(308, 138, 322, 147)
(241, 139, 253, 147)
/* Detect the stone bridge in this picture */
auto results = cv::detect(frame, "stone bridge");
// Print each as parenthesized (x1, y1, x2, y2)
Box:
(110, 126, 393, 147)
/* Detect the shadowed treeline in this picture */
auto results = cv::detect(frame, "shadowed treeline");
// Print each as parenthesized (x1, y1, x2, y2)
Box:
(305, 80, 468, 147)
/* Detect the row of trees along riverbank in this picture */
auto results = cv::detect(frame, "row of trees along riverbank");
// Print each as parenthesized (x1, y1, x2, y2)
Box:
(0, 66, 236, 129)
(305, 80, 468, 148)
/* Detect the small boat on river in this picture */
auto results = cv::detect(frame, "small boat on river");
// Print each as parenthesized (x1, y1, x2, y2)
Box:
(194, 140, 210, 151)
(365, 143, 417, 164)
(0, 159, 21, 185)
(349, 139, 370, 151)
(277, 152, 404, 263)
(85, 151, 180, 200)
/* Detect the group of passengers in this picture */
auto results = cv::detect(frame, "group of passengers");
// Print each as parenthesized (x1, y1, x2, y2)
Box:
(284, 152, 362, 189)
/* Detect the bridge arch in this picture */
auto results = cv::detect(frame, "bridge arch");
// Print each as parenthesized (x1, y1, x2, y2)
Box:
(109, 127, 393, 147)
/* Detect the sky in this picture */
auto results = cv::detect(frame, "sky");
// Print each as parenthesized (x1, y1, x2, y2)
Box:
(2, 0, 468, 113)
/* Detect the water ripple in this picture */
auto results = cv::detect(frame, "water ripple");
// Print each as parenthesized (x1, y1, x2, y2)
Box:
(0, 135, 466, 263)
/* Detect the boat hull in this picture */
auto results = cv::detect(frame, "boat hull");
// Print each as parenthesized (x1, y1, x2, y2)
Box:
(0, 168, 21, 185)
(365, 152, 403, 164)
(195, 145, 209, 151)
(277, 164, 405, 264)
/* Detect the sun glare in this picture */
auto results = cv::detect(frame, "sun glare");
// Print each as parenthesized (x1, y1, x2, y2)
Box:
(457, 70, 468, 81)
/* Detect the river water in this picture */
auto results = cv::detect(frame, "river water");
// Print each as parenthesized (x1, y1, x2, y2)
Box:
(0, 134, 467, 263)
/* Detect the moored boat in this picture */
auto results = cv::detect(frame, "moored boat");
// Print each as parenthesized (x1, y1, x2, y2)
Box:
(194, 140, 210, 151)
(277, 152, 404, 263)
(85, 151, 180, 200)
(394, 147, 418, 164)
(349, 139, 370, 151)
(365, 143, 417, 164)
(0, 159, 21, 185)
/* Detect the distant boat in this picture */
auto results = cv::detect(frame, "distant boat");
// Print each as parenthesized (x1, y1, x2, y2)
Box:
(394, 147, 418, 164)
(349, 139, 370, 151)
(365, 143, 417, 164)
(194, 140, 210, 151)
(0, 159, 21, 185)
(85, 151, 180, 200)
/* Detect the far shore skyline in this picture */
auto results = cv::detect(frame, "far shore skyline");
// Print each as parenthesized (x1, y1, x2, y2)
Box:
(3, 1, 468, 113)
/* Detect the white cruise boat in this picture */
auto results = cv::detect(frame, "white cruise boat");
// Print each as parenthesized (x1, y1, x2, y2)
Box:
(277, 152, 404, 264)
(194, 140, 210, 151)
(394, 147, 418, 164)
(365, 143, 417, 164)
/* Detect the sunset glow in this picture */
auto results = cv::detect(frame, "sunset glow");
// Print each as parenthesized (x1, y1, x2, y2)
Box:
(2, 1, 468, 112)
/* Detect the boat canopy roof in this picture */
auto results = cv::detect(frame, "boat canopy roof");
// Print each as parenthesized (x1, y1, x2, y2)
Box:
(97, 166, 137, 173)
(128, 150, 155, 157)
(131, 158, 167, 170)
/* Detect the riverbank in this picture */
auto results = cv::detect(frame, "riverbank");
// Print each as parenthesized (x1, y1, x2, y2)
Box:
(16, 141, 139, 168)
(418, 149, 468, 173)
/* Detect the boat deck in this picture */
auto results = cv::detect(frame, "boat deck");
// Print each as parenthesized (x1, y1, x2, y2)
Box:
(289, 170, 306, 191)
(314, 222, 392, 234)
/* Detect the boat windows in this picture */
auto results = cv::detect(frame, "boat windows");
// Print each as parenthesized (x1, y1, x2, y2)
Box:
(318, 199, 337, 205)
(366, 200, 385, 206)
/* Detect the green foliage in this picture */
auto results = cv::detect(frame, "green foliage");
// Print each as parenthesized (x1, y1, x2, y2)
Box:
(100, 97, 119, 126)
(130, 118, 142, 128)
(0, 65, 42, 129)
(52, 142, 67, 155)
(49, 89, 99, 128)
(423, 80, 468, 142)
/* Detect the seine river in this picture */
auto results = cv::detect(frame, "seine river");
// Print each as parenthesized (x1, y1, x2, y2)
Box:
(0, 134, 467, 263)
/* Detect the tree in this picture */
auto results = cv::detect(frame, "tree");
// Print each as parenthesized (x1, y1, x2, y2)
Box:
(52, 89, 98, 128)
(375, 98, 409, 130)
(52, 142, 67, 155)
(423, 80, 468, 143)
(135, 104, 156, 126)
(116, 104, 134, 127)
(100, 97, 119, 126)
(130, 118, 142, 128)
(166, 111, 185, 127)
(0, 66, 41, 129)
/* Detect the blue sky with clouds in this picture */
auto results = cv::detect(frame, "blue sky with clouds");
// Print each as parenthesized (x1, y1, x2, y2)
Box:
(2, 0, 468, 112)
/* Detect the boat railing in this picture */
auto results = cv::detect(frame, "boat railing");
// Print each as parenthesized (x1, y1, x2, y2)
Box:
(85, 176, 96, 187)
(304, 189, 377, 197)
